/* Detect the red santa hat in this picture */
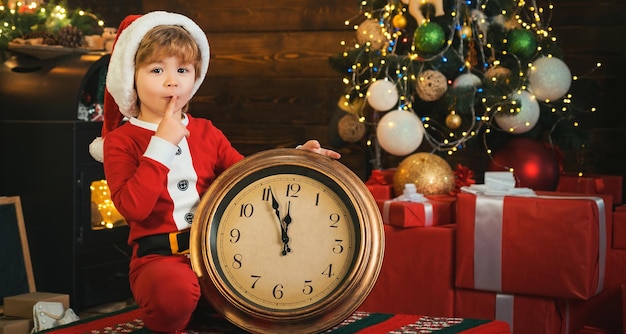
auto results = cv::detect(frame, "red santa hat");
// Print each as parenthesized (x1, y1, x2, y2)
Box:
(89, 11, 210, 162)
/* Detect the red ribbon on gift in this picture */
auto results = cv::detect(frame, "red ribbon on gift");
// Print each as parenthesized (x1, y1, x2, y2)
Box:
(366, 169, 392, 185)
(451, 164, 476, 195)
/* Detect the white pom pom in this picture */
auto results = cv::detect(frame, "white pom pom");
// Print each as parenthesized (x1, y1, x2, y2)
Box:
(89, 137, 105, 163)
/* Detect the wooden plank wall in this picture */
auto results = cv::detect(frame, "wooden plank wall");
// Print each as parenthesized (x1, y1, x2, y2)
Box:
(140, 0, 371, 178)
(77, 0, 626, 182)
(549, 0, 626, 182)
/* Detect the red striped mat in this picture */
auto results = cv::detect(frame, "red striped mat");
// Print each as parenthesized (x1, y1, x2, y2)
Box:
(39, 306, 510, 333)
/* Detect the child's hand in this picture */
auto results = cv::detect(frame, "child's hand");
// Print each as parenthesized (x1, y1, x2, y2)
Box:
(155, 96, 190, 145)
(299, 140, 341, 159)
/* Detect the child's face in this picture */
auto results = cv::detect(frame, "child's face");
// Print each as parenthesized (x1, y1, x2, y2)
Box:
(135, 56, 196, 120)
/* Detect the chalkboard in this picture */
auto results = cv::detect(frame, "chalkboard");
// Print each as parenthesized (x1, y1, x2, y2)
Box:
(0, 196, 35, 307)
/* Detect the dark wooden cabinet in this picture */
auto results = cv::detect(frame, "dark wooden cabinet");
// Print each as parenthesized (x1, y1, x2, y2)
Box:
(0, 53, 131, 311)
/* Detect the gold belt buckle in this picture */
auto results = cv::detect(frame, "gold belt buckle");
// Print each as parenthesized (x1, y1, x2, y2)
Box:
(169, 230, 190, 255)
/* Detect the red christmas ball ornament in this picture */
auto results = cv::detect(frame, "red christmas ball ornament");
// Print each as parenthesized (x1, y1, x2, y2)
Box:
(487, 138, 560, 191)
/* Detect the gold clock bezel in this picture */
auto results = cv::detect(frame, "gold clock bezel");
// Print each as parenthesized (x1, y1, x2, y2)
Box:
(190, 148, 384, 334)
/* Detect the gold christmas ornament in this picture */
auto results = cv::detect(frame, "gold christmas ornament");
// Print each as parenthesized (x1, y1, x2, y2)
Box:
(459, 25, 472, 39)
(338, 113, 366, 143)
(445, 113, 462, 129)
(393, 152, 455, 196)
(392, 14, 407, 29)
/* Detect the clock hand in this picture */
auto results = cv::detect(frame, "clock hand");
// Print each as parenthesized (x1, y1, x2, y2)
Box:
(281, 229, 290, 256)
(281, 201, 292, 256)
(283, 201, 292, 231)
(269, 187, 281, 224)
(270, 186, 290, 255)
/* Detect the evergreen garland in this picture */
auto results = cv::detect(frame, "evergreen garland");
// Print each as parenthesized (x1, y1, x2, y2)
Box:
(0, 0, 103, 50)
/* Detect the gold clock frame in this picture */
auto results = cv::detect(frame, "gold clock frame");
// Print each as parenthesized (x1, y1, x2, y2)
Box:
(190, 148, 384, 334)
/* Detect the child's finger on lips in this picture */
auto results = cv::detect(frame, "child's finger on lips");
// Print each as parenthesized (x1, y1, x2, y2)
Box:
(165, 96, 179, 118)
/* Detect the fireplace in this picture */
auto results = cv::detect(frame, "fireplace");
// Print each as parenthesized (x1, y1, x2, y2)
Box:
(0, 51, 132, 311)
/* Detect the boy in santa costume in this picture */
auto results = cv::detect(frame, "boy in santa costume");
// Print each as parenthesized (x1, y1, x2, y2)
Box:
(89, 11, 340, 332)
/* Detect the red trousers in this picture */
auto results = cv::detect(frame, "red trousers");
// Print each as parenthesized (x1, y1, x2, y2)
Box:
(129, 254, 201, 332)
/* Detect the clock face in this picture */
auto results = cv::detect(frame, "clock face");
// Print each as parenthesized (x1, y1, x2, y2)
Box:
(211, 166, 359, 311)
(190, 149, 384, 334)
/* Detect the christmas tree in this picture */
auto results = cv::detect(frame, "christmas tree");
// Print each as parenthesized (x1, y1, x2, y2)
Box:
(329, 0, 600, 181)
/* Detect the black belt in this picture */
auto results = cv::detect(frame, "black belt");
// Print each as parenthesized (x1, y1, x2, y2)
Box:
(136, 229, 190, 257)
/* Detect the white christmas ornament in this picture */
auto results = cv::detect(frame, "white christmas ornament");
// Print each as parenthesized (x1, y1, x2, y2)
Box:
(452, 73, 482, 88)
(367, 79, 399, 111)
(528, 56, 572, 101)
(494, 90, 540, 134)
(376, 109, 425, 156)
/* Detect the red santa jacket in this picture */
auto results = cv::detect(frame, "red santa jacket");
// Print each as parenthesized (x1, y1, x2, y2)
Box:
(103, 114, 244, 255)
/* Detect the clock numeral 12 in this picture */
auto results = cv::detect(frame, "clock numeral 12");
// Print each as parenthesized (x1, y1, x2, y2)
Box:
(286, 183, 300, 198)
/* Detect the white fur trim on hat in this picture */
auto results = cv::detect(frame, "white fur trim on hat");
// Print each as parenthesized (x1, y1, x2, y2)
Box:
(106, 11, 210, 118)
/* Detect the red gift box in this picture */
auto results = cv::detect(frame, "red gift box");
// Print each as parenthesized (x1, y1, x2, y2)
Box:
(613, 211, 626, 249)
(557, 172, 623, 205)
(365, 169, 396, 201)
(376, 195, 456, 228)
(454, 289, 562, 334)
(429, 194, 457, 224)
(565, 285, 623, 334)
(563, 247, 626, 333)
(366, 184, 393, 201)
(455, 191, 612, 300)
(359, 225, 455, 317)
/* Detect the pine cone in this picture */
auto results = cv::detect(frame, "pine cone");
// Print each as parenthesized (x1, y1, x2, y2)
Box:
(44, 34, 59, 46)
(22, 31, 52, 40)
(22, 31, 59, 46)
(57, 26, 85, 48)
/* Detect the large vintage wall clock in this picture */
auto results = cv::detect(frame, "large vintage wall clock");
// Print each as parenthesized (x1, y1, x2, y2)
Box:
(190, 148, 384, 334)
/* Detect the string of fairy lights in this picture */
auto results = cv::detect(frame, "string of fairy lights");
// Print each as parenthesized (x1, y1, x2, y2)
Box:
(90, 180, 127, 230)
(332, 0, 602, 168)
